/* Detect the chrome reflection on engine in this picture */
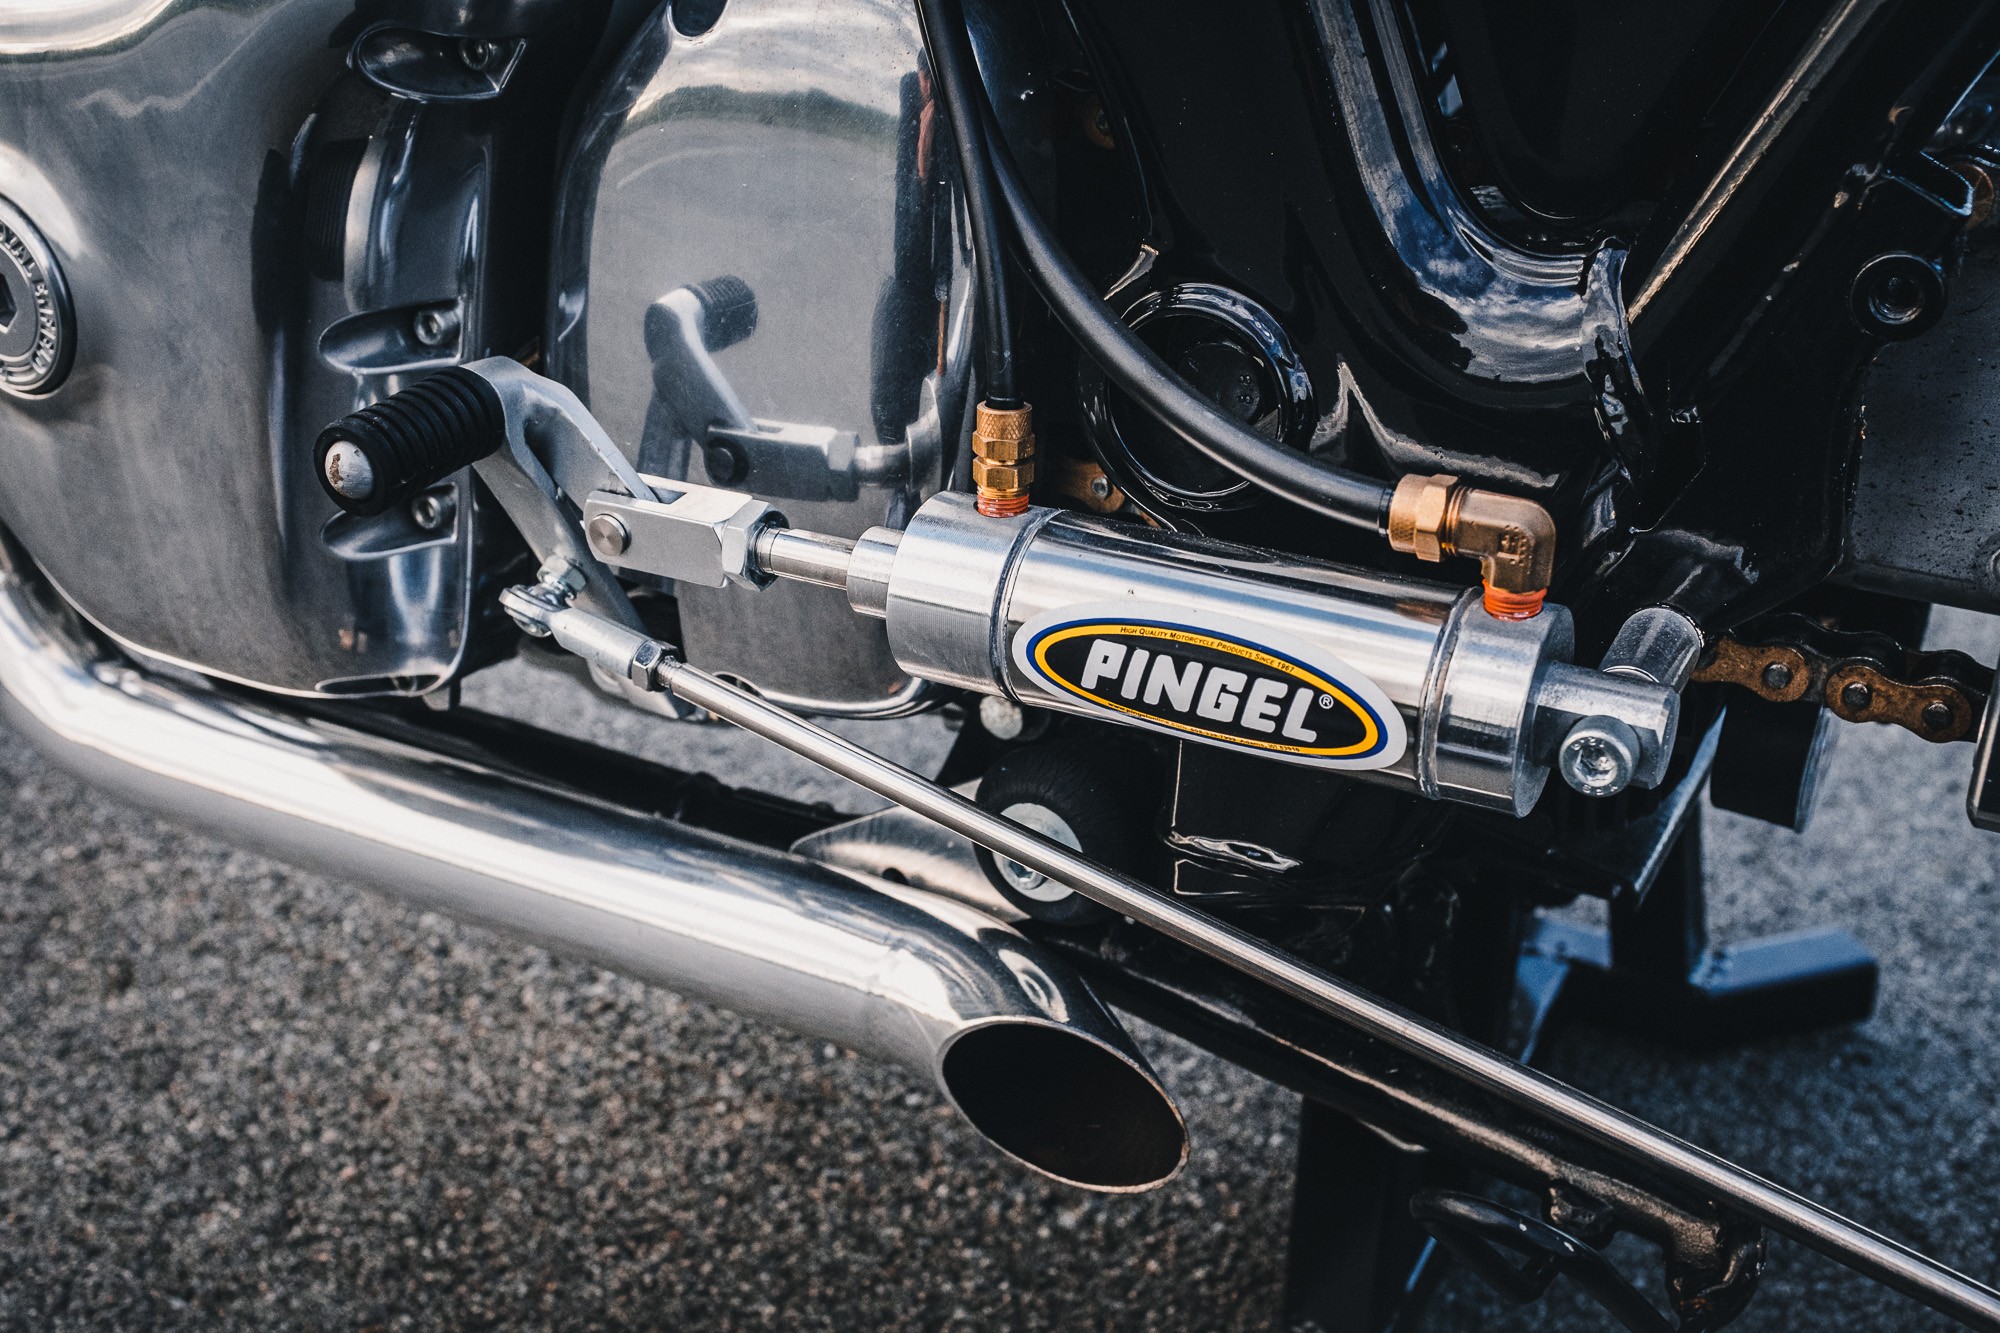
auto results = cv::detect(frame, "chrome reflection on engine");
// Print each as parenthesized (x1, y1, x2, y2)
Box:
(547, 0, 1030, 715)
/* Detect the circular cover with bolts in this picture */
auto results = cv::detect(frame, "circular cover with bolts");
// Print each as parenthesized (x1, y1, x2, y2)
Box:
(1080, 282, 1313, 512)
(0, 197, 75, 398)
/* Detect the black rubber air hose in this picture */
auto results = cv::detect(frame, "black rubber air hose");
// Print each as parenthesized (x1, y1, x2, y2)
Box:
(913, 0, 1019, 408)
(976, 99, 1393, 532)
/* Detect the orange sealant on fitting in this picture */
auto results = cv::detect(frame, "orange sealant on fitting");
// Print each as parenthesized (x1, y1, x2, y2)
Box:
(972, 400, 1035, 518)
(1480, 585, 1548, 620)
(1386, 472, 1556, 621)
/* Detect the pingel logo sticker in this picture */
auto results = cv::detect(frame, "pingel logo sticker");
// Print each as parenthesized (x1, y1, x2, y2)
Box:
(1011, 602, 1407, 769)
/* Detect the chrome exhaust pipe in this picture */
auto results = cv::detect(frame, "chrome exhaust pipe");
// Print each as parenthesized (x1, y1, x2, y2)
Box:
(0, 563, 1186, 1192)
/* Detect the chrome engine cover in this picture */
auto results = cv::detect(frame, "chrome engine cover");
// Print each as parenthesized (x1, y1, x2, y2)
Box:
(0, 1, 569, 696)
(548, 0, 984, 714)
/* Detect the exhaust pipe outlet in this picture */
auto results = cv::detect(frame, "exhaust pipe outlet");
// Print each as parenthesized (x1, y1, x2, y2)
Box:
(0, 559, 1186, 1192)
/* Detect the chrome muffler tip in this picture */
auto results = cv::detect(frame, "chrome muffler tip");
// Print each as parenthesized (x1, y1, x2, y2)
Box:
(940, 1020, 1187, 1192)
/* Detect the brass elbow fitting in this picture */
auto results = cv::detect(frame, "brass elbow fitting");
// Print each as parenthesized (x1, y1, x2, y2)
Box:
(971, 401, 1035, 518)
(1387, 473, 1556, 620)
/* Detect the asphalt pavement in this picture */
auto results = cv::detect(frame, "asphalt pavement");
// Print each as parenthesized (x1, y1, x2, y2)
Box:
(3, 614, 2000, 1330)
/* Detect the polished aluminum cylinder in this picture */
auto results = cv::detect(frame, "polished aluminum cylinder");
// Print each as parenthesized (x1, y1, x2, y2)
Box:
(0, 566, 1185, 1193)
(860, 492, 1571, 813)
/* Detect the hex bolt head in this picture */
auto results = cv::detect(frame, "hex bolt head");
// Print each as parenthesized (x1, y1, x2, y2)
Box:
(628, 639, 669, 690)
(411, 305, 460, 348)
(1922, 700, 1955, 733)
(1840, 681, 1874, 712)
(1558, 716, 1642, 797)
(1761, 661, 1794, 692)
(586, 513, 631, 557)
(322, 439, 376, 502)
(534, 555, 587, 598)
(408, 492, 448, 531)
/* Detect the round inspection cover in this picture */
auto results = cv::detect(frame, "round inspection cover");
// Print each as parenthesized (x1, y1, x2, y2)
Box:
(0, 196, 74, 397)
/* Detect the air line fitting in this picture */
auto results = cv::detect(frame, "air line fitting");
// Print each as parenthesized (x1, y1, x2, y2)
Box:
(1387, 473, 1556, 620)
(972, 401, 1035, 517)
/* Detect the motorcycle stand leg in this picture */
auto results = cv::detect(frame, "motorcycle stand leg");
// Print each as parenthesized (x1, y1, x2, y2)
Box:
(1537, 813, 1880, 1050)
(1279, 878, 1542, 1332)
(1280, 1100, 1449, 1333)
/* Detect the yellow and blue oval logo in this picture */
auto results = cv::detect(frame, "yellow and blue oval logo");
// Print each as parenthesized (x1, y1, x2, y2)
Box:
(1011, 602, 1407, 770)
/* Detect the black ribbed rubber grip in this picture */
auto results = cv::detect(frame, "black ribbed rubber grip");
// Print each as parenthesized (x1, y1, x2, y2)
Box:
(690, 275, 758, 351)
(314, 367, 505, 516)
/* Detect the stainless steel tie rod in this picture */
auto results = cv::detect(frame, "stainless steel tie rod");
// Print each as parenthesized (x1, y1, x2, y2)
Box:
(504, 579, 2000, 1330)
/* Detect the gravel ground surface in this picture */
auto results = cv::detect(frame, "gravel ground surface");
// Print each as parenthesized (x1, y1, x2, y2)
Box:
(3, 615, 2000, 1330)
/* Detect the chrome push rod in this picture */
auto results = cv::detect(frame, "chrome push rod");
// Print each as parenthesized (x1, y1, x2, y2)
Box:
(657, 656, 2000, 1332)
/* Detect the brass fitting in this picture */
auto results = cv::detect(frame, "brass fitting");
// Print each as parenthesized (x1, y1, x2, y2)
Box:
(1387, 472, 1556, 620)
(972, 401, 1035, 517)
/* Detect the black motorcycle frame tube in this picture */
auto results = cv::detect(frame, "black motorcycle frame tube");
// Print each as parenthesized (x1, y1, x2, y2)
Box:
(912, 0, 1020, 409)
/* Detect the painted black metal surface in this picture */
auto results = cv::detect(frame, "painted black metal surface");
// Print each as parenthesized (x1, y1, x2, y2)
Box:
(1046, 0, 2000, 648)
(1051, 0, 1623, 562)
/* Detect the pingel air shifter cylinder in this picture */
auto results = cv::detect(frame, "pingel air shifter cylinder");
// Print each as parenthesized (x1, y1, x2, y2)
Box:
(756, 493, 1676, 815)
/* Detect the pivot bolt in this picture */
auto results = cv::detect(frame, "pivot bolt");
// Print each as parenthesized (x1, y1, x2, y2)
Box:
(411, 305, 460, 348)
(1559, 716, 1642, 797)
(978, 695, 1027, 740)
(1761, 661, 1793, 692)
(1841, 681, 1874, 712)
(586, 513, 631, 557)
(458, 37, 497, 71)
(1922, 700, 1955, 733)
(409, 491, 449, 531)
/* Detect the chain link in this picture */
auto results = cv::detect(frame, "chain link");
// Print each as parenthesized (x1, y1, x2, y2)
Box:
(1690, 613, 1992, 743)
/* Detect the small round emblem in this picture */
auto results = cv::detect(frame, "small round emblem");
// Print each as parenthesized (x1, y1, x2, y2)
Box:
(0, 197, 74, 397)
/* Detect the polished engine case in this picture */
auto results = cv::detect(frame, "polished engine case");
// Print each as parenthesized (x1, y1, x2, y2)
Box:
(547, 0, 981, 713)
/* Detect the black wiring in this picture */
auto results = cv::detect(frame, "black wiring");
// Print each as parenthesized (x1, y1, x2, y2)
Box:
(912, 0, 1020, 408)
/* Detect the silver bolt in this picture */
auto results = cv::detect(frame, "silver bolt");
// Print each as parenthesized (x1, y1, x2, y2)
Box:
(978, 695, 1027, 740)
(994, 802, 1081, 902)
(629, 639, 669, 691)
(586, 513, 631, 557)
(535, 555, 587, 598)
(408, 492, 448, 531)
(1558, 716, 1641, 797)
(1087, 474, 1113, 501)
(411, 305, 460, 348)
(322, 439, 376, 502)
